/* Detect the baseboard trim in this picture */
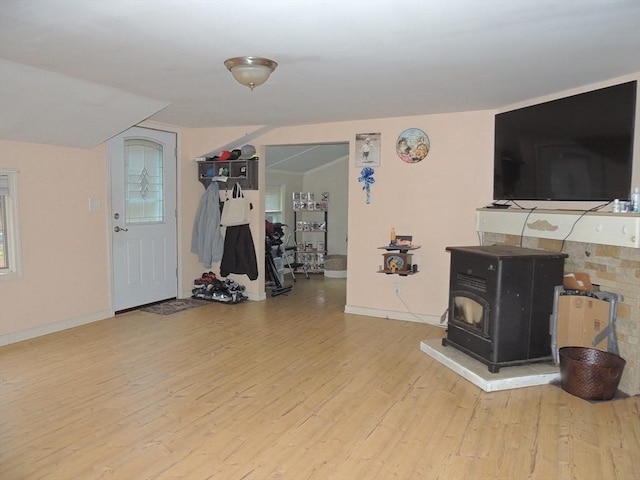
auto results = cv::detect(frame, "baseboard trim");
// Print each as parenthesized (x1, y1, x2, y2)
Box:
(344, 304, 443, 326)
(324, 270, 347, 278)
(249, 291, 266, 301)
(0, 310, 112, 346)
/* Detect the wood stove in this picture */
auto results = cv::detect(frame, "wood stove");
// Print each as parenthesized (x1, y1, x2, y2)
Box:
(443, 245, 567, 373)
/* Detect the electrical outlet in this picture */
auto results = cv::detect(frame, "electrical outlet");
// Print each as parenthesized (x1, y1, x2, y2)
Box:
(393, 283, 401, 295)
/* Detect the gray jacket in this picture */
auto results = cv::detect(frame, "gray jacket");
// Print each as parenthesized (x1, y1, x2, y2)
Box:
(191, 182, 224, 268)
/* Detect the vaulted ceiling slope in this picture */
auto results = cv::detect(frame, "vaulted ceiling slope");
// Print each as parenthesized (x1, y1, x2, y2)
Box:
(0, 0, 639, 149)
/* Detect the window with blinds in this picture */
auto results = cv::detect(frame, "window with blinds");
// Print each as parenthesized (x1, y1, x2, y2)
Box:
(265, 185, 284, 224)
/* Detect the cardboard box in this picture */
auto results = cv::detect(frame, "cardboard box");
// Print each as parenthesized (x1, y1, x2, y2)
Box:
(556, 295, 611, 352)
(563, 272, 593, 291)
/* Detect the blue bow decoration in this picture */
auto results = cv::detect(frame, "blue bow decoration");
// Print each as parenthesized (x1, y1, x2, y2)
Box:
(358, 167, 375, 204)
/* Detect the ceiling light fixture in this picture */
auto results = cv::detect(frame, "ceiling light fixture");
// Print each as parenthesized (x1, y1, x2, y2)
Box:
(224, 56, 278, 91)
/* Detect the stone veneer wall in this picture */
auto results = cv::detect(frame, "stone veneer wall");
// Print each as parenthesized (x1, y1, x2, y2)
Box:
(482, 232, 639, 396)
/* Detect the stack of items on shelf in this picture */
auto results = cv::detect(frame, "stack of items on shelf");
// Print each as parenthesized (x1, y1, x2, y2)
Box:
(296, 221, 327, 231)
(298, 249, 324, 271)
(292, 191, 328, 211)
(191, 271, 248, 304)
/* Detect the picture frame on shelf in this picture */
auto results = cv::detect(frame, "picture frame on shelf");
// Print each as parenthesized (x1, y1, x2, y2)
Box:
(395, 235, 413, 247)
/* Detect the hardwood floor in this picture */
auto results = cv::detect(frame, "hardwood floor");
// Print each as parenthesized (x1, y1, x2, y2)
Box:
(1, 276, 638, 480)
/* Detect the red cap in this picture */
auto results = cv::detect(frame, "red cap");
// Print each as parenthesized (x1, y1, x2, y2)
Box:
(218, 150, 231, 160)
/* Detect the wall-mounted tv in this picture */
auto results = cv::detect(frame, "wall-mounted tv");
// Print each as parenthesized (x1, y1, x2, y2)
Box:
(494, 81, 636, 201)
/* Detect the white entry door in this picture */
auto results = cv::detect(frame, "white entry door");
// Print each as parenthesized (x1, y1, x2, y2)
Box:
(109, 127, 177, 312)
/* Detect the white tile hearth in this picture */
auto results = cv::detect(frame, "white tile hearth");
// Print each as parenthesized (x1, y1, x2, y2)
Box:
(420, 338, 560, 392)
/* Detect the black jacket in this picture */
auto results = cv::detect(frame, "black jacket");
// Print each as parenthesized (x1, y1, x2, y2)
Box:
(220, 224, 258, 280)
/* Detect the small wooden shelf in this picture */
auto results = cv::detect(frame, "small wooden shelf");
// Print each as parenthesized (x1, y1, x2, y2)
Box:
(377, 269, 418, 276)
(378, 244, 421, 252)
(378, 245, 420, 275)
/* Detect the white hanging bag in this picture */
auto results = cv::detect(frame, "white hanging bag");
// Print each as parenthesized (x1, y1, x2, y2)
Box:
(220, 183, 250, 226)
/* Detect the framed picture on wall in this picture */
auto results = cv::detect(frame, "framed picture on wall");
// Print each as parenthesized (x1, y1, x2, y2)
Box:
(355, 132, 381, 167)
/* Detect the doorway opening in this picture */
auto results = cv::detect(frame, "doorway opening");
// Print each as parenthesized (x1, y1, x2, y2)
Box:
(265, 142, 349, 289)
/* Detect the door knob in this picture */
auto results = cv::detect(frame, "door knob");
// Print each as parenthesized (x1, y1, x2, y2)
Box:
(114, 226, 129, 232)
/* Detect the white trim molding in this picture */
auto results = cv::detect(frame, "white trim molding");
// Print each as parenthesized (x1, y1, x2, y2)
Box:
(344, 304, 443, 326)
(0, 310, 112, 346)
(477, 208, 640, 248)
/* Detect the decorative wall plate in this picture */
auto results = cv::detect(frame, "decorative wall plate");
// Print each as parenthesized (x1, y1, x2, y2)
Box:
(396, 128, 430, 163)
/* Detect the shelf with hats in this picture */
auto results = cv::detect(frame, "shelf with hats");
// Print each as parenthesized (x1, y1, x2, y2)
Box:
(196, 145, 259, 190)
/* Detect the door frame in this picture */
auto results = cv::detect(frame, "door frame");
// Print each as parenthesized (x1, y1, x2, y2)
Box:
(107, 122, 183, 313)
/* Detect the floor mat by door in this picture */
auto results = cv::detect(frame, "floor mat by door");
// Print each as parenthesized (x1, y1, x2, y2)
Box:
(140, 298, 211, 315)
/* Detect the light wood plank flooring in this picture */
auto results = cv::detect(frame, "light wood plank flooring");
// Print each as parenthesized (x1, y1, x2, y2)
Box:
(1, 276, 638, 479)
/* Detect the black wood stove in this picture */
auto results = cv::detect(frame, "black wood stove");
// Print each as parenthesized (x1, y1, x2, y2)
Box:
(443, 245, 567, 373)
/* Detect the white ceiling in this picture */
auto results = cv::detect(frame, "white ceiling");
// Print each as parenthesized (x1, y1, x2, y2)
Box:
(0, 0, 639, 170)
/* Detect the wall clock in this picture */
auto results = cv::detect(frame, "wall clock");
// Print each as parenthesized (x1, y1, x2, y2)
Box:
(396, 128, 430, 163)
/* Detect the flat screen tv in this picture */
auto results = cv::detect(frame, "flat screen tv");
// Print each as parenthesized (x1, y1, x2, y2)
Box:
(494, 81, 636, 201)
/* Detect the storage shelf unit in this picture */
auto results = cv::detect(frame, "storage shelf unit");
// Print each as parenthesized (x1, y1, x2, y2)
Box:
(197, 159, 259, 190)
(293, 193, 328, 273)
(294, 210, 328, 273)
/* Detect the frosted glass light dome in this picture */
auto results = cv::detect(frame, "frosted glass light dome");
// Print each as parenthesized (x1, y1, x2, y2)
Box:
(224, 57, 278, 90)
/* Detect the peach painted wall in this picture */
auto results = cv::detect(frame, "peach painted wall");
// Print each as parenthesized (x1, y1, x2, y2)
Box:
(193, 111, 495, 321)
(344, 111, 494, 319)
(183, 72, 640, 321)
(1, 74, 637, 341)
(0, 139, 110, 340)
